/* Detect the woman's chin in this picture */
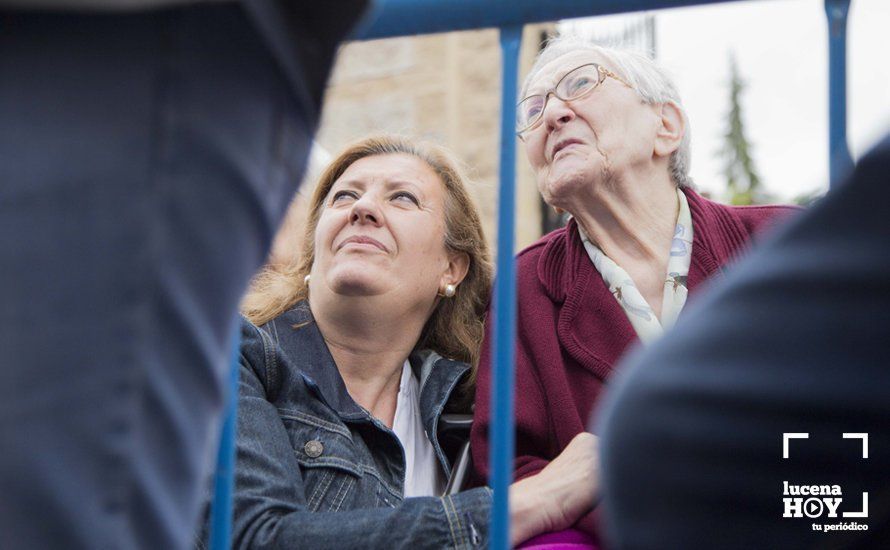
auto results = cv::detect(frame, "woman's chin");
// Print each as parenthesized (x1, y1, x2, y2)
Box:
(541, 170, 591, 206)
(325, 270, 388, 298)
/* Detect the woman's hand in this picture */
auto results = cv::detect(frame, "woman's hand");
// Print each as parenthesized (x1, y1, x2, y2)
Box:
(508, 432, 599, 546)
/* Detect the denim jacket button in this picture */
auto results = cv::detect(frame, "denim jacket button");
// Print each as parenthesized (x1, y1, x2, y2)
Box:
(304, 439, 324, 458)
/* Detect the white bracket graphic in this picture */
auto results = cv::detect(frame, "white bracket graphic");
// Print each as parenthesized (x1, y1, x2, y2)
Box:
(842, 433, 869, 459)
(783, 433, 809, 459)
(843, 492, 869, 518)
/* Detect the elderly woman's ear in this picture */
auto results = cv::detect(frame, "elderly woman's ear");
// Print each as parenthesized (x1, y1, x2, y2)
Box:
(653, 101, 685, 159)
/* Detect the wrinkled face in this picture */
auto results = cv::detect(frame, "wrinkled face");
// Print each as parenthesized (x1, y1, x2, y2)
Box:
(312, 153, 453, 308)
(522, 50, 661, 208)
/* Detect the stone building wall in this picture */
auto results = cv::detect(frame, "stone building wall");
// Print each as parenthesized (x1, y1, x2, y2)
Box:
(267, 25, 554, 268)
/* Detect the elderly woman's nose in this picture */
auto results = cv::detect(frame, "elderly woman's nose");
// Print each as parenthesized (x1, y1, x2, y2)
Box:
(349, 194, 383, 226)
(543, 97, 575, 131)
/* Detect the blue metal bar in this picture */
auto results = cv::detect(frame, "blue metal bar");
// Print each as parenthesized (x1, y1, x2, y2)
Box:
(825, 0, 853, 187)
(490, 24, 522, 550)
(355, 0, 746, 40)
(209, 324, 241, 550)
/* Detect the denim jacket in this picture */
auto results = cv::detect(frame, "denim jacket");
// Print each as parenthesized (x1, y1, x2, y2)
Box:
(217, 301, 491, 549)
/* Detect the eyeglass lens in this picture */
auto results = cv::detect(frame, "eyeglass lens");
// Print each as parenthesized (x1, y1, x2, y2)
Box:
(516, 64, 601, 133)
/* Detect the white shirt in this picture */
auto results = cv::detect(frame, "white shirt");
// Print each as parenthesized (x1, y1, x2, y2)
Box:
(391, 360, 444, 498)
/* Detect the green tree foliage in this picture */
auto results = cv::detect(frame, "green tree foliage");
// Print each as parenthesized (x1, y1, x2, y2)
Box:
(792, 189, 825, 207)
(719, 53, 770, 205)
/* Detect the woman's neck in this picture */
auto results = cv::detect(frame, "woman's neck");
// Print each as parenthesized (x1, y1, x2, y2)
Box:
(569, 172, 679, 267)
(311, 293, 430, 428)
(567, 172, 680, 319)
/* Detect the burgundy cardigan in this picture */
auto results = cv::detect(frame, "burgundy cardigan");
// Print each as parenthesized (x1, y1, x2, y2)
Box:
(470, 188, 798, 499)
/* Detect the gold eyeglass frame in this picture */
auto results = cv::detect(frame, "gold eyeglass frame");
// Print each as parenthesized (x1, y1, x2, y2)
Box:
(516, 63, 632, 139)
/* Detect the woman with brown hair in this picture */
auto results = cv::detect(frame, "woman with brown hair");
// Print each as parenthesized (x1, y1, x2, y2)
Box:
(208, 135, 598, 549)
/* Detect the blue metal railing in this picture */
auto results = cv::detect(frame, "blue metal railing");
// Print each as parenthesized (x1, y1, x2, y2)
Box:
(208, 323, 241, 550)
(826, 0, 853, 184)
(491, 26, 522, 550)
(209, 1, 854, 549)
(356, 0, 743, 39)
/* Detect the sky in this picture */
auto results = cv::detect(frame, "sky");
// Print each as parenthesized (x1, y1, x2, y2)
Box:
(564, 0, 890, 201)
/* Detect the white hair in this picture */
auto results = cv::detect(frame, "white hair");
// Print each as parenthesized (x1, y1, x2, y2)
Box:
(522, 34, 692, 188)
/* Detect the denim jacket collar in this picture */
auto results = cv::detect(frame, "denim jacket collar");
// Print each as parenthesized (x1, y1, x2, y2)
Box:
(267, 301, 471, 435)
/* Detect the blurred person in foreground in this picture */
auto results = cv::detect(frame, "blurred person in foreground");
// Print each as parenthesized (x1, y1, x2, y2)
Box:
(597, 135, 890, 549)
(470, 35, 798, 546)
(213, 135, 598, 549)
(0, 1, 367, 548)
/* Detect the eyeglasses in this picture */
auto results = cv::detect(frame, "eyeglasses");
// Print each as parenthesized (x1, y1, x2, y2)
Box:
(516, 63, 632, 138)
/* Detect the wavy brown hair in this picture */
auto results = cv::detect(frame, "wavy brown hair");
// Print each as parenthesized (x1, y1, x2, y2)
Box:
(241, 135, 492, 410)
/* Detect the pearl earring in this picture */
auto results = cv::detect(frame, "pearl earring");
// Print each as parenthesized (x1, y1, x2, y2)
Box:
(444, 283, 456, 298)
(304, 274, 311, 285)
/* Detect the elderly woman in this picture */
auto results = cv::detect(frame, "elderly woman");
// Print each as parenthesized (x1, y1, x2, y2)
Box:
(470, 37, 798, 541)
(206, 135, 598, 549)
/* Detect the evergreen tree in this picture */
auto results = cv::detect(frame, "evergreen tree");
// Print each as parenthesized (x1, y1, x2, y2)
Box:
(720, 53, 767, 205)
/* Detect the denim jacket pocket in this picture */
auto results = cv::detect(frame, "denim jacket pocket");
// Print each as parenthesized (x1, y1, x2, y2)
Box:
(278, 408, 363, 513)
